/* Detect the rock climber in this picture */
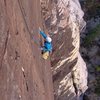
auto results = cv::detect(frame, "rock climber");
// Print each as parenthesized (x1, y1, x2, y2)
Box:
(39, 27, 52, 59)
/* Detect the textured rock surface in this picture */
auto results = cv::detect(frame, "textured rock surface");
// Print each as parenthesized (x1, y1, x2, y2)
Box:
(0, 0, 88, 100)
(41, 0, 88, 100)
(0, 0, 54, 100)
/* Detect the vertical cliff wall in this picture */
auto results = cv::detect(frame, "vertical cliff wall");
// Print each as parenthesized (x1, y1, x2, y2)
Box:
(41, 0, 88, 100)
(0, 0, 54, 100)
(0, 0, 88, 100)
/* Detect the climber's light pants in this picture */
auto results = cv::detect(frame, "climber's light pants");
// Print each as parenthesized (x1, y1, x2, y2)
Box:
(42, 51, 49, 60)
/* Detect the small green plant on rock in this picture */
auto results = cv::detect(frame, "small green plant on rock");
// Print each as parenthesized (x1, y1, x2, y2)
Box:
(95, 77, 100, 96)
(96, 66, 100, 72)
(84, 0, 100, 19)
(84, 24, 100, 46)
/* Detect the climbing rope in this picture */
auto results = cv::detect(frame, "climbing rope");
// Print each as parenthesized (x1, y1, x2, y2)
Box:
(17, 0, 40, 46)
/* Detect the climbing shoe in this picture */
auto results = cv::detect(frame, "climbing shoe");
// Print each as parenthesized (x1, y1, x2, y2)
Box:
(42, 51, 49, 60)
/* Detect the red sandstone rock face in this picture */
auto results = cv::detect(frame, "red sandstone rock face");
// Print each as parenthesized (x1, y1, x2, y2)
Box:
(0, 0, 88, 100)
(0, 0, 54, 100)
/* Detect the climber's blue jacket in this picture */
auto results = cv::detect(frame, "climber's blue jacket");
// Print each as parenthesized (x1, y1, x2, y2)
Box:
(39, 31, 52, 52)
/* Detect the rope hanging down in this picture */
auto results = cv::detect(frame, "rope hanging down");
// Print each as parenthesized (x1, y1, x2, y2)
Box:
(17, 0, 40, 46)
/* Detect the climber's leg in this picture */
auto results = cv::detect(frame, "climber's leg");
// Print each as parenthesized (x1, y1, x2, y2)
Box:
(41, 47, 45, 54)
(39, 30, 47, 39)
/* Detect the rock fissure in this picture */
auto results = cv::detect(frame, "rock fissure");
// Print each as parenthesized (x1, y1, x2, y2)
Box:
(15, 51, 20, 60)
(72, 73, 79, 96)
(4, 0, 6, 6)
(22, 68, 29, 92)
(0, 29, 9, 68)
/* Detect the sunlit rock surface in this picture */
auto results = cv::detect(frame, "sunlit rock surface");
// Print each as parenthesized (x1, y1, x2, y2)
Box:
(41, 0, 88, 100)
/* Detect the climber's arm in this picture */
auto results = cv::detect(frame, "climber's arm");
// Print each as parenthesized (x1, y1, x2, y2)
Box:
(39, 31, 47, 39)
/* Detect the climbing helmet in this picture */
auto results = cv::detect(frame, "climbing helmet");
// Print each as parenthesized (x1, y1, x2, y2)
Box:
(46, 36, 52, 42)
